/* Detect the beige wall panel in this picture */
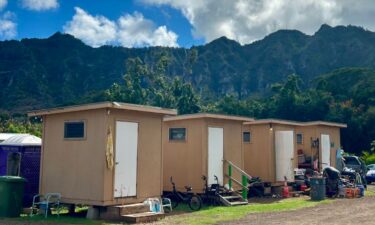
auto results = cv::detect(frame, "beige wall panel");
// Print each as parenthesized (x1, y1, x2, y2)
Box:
(243, 124, 273, 182)
(41, 109, 107, 204)
(163, 118, 245, 193)
(163, 119, 205, 193)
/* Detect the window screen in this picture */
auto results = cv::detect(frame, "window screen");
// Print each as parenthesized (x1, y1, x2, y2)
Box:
(243, 132, 251, 143)
(64, 121, 85, 139)
(169, 128, 186, 141)
(296, 133, 303, 144)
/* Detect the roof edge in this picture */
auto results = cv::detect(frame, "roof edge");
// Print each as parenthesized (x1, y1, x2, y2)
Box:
(163, 113, 254, 122)
(28, 102, 177, 117)
(244, 119, 347, 128)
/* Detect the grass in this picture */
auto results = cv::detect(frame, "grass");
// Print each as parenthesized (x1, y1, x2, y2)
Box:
(365, 188, 375, 197)
(160, 197, 332, 225)
(3, 197, 332, 225)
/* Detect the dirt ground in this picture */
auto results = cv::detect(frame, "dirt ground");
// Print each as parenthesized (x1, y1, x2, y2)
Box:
(222, 187, 375, 225)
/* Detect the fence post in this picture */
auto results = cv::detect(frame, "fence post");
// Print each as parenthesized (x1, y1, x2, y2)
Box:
(228, 164, 232, 190)
(242, 175, 248, 200)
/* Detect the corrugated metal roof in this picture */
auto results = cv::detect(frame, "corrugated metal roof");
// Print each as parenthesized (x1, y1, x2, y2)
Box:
(0, 133, 19, 142)
(0, 134, 41, 146)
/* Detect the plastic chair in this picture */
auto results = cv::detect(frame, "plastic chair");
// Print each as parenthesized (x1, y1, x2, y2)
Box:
(30, 193, 61, 218)
(162, 198, 173, 212)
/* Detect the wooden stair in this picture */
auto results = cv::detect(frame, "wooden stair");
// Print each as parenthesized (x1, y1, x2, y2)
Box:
(99, 202, 165, 223)
(218, 191, 248, 206)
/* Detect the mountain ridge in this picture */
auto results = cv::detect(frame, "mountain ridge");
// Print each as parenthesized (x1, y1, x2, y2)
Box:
(1, 24, 375, 112)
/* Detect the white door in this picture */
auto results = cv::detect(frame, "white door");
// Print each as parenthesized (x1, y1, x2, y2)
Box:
(275, 131, 294, 182)
(321, 134, 331, 170)
(208, 127, 224, 186)
(114, 121, 138, 198)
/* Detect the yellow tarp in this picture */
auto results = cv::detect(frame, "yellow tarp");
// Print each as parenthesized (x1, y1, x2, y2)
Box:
(106, 126, 114, 170)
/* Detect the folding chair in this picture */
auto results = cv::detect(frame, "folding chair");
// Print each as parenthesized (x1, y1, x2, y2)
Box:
(30, 193, 61, 218)
(162, 198, 173, 213)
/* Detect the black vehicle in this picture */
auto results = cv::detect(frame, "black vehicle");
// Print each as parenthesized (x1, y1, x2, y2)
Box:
(200, 175, 221, 206)
(343, 155, 367, 187)
(163, 177, 202, 211)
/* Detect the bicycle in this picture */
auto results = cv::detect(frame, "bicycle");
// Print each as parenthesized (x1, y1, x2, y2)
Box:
(163, 177, 202, 211)
(200, 175, 221, 206)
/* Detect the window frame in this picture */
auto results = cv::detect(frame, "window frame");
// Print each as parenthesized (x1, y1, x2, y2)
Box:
(296, 133, 303, 145)
(169, 127, 187, 142)
(64, 120, 86, 140)
(243, 131, 251, 143)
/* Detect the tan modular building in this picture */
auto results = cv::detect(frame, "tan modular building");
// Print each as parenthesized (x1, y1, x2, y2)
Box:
(243, 119, 346, 183)
(162, 114, 254, 193)
(28, 102, 176, 206)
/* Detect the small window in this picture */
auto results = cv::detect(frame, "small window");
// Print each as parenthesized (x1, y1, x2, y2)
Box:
(296, 133, 303, 144)
(243, 132, 251, 143)
(169, 128, 186, 141)
(64, 121, 85, 139)
(331, 142, 335, 148)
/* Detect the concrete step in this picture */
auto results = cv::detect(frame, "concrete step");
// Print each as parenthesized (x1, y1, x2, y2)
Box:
(122, 212, 165, 223)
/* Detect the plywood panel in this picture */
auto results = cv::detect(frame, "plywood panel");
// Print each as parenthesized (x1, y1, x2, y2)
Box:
(41, 109, 107, 204)
(163, 118, 245, 193)
(243, 125, 273, 182)
(163, 119, 205, 192)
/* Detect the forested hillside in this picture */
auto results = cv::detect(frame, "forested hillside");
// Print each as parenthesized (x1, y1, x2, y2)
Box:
(1, 24, 375, 111)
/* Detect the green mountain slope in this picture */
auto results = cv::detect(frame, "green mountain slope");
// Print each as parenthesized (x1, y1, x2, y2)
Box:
(1, 24, 375, 112)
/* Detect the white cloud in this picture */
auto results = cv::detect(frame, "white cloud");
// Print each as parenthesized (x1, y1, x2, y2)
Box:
(117, 12, 178, 47)
(63, 7, 117, 47)
(21, 0, 59, 11)
(0, 0, 7, 10)
(63, 8, 178, 48)
(0, 11, 16, 40)
(142, 0, 375, 44)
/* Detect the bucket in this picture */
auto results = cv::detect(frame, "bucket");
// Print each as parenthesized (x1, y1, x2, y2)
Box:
(282, 186, 289, 198)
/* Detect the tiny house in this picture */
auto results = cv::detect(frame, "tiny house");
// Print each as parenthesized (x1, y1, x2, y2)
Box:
(0, 134, 41, 206)
(162, 113, 254, 193)
(243, 119, 346, 183)
(28, 102, 176, 206)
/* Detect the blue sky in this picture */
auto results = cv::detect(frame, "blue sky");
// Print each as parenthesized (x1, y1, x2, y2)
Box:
(2, 0, 203, 47)
(1, 0, 375, 48)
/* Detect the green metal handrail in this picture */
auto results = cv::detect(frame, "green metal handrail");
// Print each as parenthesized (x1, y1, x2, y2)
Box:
(223, 159, 251, 200)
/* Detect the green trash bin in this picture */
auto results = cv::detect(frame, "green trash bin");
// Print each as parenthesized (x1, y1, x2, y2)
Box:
(310, 177, 326, 201)
(0, 176, 26, 217)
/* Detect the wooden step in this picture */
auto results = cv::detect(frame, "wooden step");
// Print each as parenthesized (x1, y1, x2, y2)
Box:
(122, 212, 165, 223)
(99, 203, 151, 220)
(115, 203, 150, 215)
(229, 201, 248, 206)
(222, 196, 242, 201)
(218, 192, 248, 206)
